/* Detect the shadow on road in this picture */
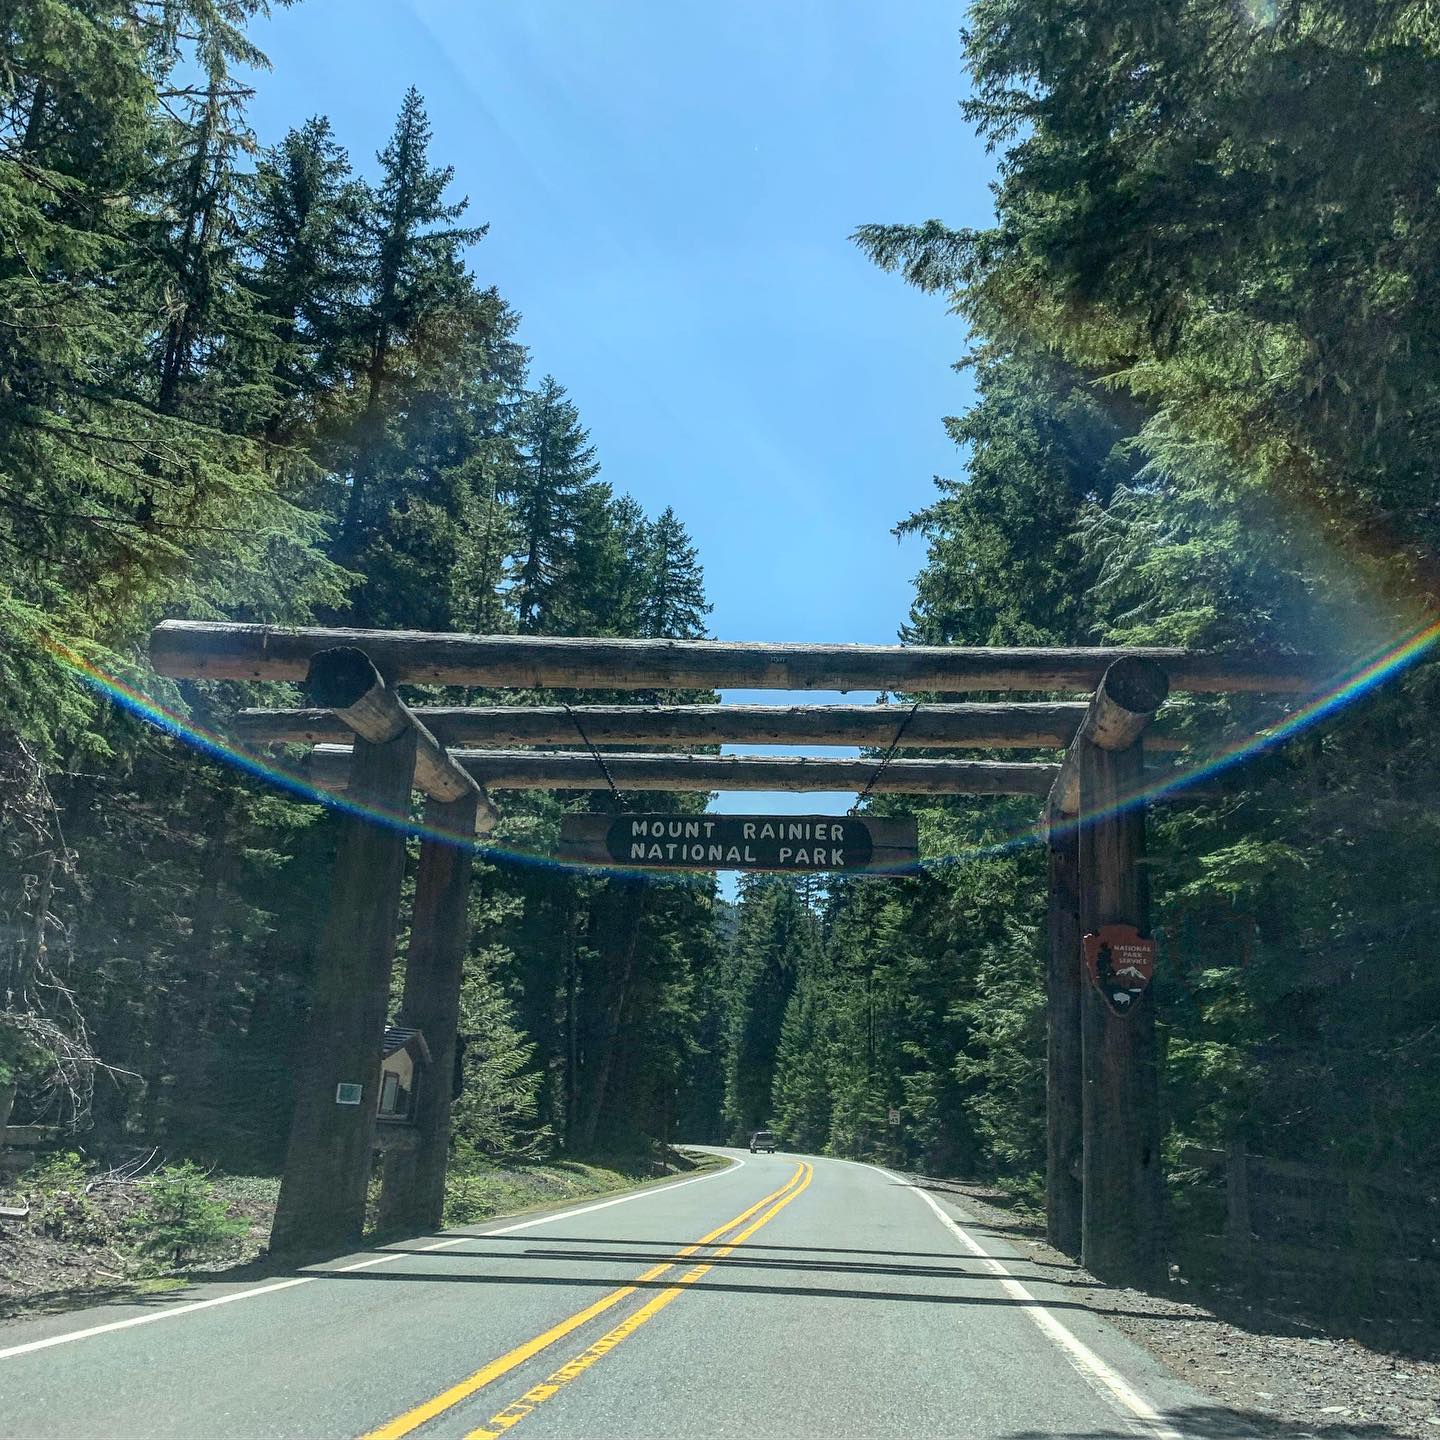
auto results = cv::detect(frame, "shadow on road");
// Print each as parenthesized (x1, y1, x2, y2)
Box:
(410, 1243, 1101, 1289)
(460, 1234, 1082, 1269)
(293, 1262, 1225, 1323)
(1003, 1405, 1412, 1438)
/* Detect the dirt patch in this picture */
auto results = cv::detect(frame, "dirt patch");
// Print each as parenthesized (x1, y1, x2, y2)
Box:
(923, 1176, 1440, 1439)
(0, 1169, 277, 1321)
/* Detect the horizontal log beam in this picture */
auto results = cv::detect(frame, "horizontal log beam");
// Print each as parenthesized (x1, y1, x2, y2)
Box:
(306, 648, 498, 830)
(307, 747, 1061, 797)
(233, 701, 1185, 752)
(152, 621, 1315, 695)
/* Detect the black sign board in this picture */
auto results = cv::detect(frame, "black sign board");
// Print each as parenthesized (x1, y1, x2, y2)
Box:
(557, 814, 919, 874)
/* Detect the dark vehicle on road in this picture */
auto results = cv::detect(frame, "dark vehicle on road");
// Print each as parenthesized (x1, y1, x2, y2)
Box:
(749, 1130, 777, 1153)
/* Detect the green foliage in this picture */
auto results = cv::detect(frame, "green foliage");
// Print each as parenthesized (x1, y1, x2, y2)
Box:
(450, 946, 548, 1159)
(442, 1155, 684, 1228)
(24, 1152, 109, 1245)
(949, 920, 1045, 1187)
(131, 1162, 246, 1268)
(721, 877, 820, 1141)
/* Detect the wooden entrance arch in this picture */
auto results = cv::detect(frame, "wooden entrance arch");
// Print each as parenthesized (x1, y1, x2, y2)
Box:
(150, 620, 1311, 1278)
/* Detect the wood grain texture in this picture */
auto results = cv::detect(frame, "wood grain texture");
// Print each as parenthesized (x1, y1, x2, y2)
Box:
(236, 700, 1191, 751)
(377, 793, 478, 1235)
(269, 729, 417, 1256)
(152, 619, 1316, 693)
(307, 746, 1061, 797)
(303, 648, 497, 824)
(1052, 657, 1171, 816)
(1077, 737, 1163, 1286)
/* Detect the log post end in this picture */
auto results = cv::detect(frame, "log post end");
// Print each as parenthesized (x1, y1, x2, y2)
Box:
(306, 647, 385, 712)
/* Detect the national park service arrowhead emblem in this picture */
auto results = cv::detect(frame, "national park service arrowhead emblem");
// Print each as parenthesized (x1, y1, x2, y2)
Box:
(1083, 924, 1156, 1017)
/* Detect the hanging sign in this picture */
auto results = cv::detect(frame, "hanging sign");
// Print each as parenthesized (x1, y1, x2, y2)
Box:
(1083, 924, 1156, 1016)
(557, 814, 918, 874)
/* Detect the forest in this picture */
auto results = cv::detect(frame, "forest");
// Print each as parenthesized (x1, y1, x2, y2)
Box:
(0, 0, 719, 1177)
(4, 0, 1439, 1326)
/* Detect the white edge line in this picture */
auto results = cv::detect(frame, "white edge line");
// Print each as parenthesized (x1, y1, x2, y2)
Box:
(871, 1164, 1184, 1440)
(0, 1155, 743, 1361)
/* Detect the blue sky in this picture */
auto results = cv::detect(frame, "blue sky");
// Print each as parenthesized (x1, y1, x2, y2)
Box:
(246, 1, 998, 875)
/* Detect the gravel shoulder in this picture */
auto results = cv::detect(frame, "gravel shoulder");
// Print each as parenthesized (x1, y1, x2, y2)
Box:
(921, 1176, 1440, 1440)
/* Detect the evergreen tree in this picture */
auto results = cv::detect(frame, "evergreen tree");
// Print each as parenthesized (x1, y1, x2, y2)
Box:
(721, 877, 817, 1141)
(245, 117, 366, 446)
(338, 86, 487, 565)
(508, 376, 600, 633)
(638, 506, 711, 640)
(770, 978, 831, 1151)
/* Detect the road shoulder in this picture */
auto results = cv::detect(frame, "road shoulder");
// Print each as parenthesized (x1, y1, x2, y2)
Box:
(906, 1173, 1440, 1439)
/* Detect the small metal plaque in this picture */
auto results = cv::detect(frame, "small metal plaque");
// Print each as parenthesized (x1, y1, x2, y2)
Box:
(335, 1083, 364, 1106)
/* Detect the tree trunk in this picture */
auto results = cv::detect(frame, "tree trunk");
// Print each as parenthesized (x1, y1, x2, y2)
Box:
(578, 885, 648, 1152)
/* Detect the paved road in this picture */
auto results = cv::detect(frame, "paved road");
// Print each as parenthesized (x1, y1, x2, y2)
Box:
(0, 1150, 1218, 1439)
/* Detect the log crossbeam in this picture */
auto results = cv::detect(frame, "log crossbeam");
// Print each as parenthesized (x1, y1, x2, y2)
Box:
(1047, 656, 1173, 821)
(152, 620, 1316, 695)
(235, 701, 1184, 753)
(307, 746, 1062, 797)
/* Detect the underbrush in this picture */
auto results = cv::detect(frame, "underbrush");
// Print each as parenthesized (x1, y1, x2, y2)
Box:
(442, 1147, 718, 1227)
(1, 1146, 718, 1319)
(0, 1154, 277, 1317)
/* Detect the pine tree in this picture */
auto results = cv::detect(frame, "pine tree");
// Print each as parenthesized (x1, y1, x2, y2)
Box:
(245, 117, 366, 445)
(339, 86, 487, 561)
(721, 878, 817, 1141)
(1, 2, 727, 1184)
(563, 490, 646, 636)
(638, 506, 711, 640)
(508, 376, 600, 633)
(770, 980, 832, 1151)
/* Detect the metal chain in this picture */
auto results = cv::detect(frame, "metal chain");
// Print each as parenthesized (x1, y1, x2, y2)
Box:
(851, 701, 922, 814)
(563, 704, 628, 810)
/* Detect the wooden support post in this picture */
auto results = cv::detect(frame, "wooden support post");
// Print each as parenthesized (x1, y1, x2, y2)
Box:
(1076, 657, 1168, 1285)
(377, 793, 478, 1235)
(269, 728, 417, 1255)
(1045, 790, 1083, 1257)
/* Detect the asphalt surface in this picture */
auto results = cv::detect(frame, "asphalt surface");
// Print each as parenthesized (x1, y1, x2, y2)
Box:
(0, 1150, 1218, 1439)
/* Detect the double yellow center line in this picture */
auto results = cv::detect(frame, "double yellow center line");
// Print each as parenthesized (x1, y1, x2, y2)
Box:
(361, 1161, 812, 1440)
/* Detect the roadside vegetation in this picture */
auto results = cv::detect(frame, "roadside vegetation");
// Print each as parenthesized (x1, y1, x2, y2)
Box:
(2, 0, 717, 1202)
(1, 1147, 718, 1318)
